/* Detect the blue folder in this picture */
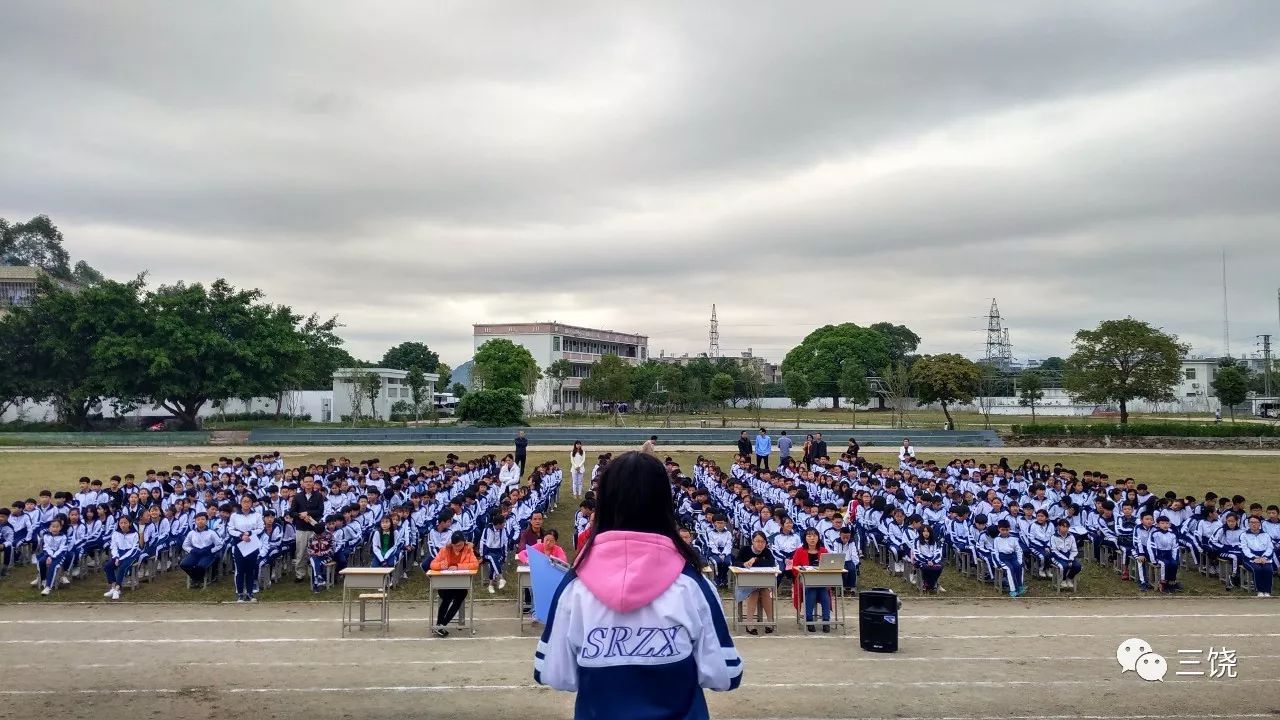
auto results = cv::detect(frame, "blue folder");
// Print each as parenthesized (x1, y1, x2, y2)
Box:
(526, 545, 569, 623)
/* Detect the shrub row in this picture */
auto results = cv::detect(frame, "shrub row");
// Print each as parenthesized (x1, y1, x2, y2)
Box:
(1011, 422, 1280, 438)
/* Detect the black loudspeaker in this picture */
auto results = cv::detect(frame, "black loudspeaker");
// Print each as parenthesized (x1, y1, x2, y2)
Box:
(858, 587, 900, 653)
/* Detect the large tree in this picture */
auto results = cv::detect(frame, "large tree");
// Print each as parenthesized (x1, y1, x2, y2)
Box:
(911, 353, 981, 430)
(580, 354, 633, 424)
(1017, 370, 1046, 422)
(472, 338, 541, 393)
(1062, 318, 1188, 424)
(783, 371, 812, 429)
(96, 279, 309, 430)
(1, 215, 103, 285)
(290, 313, 358, 391)
(2, 276, 147, 428)
(781, 323, 895, 408)
(1211, 361, 1249, 422)
(545, 359, 574, 413)
(869, 322, 922, 364)
(380, 341, 440, 373)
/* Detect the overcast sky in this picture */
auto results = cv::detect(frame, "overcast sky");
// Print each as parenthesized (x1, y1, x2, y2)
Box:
(3, 1, 1279, 368)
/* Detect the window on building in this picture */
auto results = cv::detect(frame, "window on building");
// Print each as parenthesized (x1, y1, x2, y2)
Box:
(1185, 368, 1196, 380)
(553, 336, 561, 351)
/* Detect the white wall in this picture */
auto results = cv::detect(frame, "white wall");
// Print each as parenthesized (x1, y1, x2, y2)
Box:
(1, 391, 334, 425)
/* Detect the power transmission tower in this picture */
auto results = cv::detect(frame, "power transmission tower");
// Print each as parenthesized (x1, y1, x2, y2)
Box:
(1260, 334, 1274, 397)
(999, 328, 1013, 369)
(985, 299, 1003, 366)
(708, 304, 720, 359)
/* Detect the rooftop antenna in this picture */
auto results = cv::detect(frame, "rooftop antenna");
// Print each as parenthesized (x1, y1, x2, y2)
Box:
(709, 304, 720, 359)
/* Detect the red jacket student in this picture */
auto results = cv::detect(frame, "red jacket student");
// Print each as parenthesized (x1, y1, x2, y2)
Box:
(786, 531, 830, 611)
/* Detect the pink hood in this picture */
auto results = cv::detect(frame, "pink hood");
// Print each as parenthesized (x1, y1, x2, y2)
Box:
(576, 530, 686, 613)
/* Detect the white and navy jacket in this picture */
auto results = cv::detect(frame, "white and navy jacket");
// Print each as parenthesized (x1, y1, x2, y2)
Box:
(535, 531, 741, 720)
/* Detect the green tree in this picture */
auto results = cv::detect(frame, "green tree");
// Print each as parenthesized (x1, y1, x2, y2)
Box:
(290, 313, 356, 392)
(868, 322, 922, 364)
(660, 364, 686, 423)
(473, 338, 541, 393)
(781, 323, 893, 408)
(435, 362, 453, 392)
(582, 354, 634, 425)
(457, 388, 524, 426)
(911, 353, 981, 430)
(361, 371, 382, 421)
(0, 319, 29, 419)
(545, 359, 574, 414)
(96, 279, 308, 430)
(1062, 318, 1188, 424)
(629, 361, 664, 413)
(742, 364, 765, 424)
(2, 276, 147, 428)
(450, 382, 468, 399)
(1212, 363, 1249, 422)
(380, 342, 440, 373)
(406, 366, 428, 422)
(1017, 370, 1046, 422)
(0, 215, 103, 284)
(783, 371, 812, 429)
(709, 372, 735, 412)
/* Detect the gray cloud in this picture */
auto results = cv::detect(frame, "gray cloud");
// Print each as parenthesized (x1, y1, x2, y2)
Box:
(2, 1, 1278, 366)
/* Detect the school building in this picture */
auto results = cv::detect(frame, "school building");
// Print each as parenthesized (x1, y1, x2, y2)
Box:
(330, 367, 439, 422)
(472, 322, 649, 412)
(0, 265, 78, 318)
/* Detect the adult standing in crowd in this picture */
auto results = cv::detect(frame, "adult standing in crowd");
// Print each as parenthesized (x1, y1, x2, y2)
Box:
(290, 475, 324, 583)
(754, 428, 772, 470)
(519, 511, 546, 552)
(811, 432, 828, 463)
(737, 431, 752, 459)
(570, 441, 587, 496)
(898, 437, 915, 462)
(777, 430, 793, 462)
(514, 430, 528, 472)
(847, 436, 860, 459)
(801, 433, 814, 464)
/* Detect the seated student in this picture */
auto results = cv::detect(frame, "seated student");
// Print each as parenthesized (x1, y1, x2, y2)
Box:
(1148, 515, 1182, 594)
(34, 516, 71, 596)
(1212, 512, 1245, 590)
(1026, 510, 1053, 578)
(1050, 519, 1082, 589)
(1133, 511, 1156, 591)
(369, 516, 399, 569)
(103, 515, 143, 601)
(1, 507, 16, 576)
(993, 520, 1026, 598)
(534, 451, 741, 717)
(911, 526, 944, 593)
(734, 531, 777, 635)
(428, 531, 480, 637)
(1242, 515, 1276, 598)
(789, 528, 831, 633)
(480, 512, 509, 594)
(831, 526, 861, 596)
(306, 515, 340, 593)
(573, 500, 595, 551)
(519, 528, 568, 564)
(179, 513, 220, 587)
(705, 514, 735, 588)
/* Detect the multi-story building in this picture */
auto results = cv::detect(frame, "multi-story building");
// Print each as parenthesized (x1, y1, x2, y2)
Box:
(655, 349, 782, 384)
(0, 266, 77, 317)
(472, 322, 649, 411)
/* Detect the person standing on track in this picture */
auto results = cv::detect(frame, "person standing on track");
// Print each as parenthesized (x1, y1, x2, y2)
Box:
(754, 427, 772, 470)
(737, 431, 752, 459)
(777, 430, 792, 463)
(514, 431, 529, 474)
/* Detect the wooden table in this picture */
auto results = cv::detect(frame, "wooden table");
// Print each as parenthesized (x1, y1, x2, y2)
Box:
(427, 569, 479, 636)
(795, 567, 848, 635)
(339, 567, 393, 637)
(730, 566, 780, 632)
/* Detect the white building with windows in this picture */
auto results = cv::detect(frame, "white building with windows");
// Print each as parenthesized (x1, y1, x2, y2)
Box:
(1175, 358, 1221, 413)
(331, 367, 438, 422)
(472, 322, 649, 412)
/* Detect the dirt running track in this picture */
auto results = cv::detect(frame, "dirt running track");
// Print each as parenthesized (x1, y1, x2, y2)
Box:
(1, 598, 1276, 720)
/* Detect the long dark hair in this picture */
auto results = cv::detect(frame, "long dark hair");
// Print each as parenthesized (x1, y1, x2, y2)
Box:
(575, 451, 702, 570)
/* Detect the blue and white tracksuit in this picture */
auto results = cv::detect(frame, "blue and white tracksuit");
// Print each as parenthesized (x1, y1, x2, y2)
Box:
(1148, 528, 1180, 586)
(35, 532, 70, 590)
(104, 530, 142, 587)
(535, 531, 742, 720)
(1241, 531, 1276, 595)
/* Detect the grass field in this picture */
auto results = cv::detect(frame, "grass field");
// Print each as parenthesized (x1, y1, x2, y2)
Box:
(1, 447, 1274, 602)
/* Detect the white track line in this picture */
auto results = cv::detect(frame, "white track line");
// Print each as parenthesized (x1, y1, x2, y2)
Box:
(9, 655, 1280, 671)
(2, 680, 1278, 696)
(3, 631, 1278, 645)
(2, 611, 1276, 625)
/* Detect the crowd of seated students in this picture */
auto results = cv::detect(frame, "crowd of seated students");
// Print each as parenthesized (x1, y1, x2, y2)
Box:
(0, 452, 563, 612)
(663, 451, 1279, 620)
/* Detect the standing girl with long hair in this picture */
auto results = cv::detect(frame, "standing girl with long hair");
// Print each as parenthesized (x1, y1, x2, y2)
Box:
(570, 441, 586, 497)
(535, 451, 741, 718)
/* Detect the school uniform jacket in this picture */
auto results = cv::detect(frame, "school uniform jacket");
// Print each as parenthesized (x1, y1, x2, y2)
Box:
(535, 531, 741, 720)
